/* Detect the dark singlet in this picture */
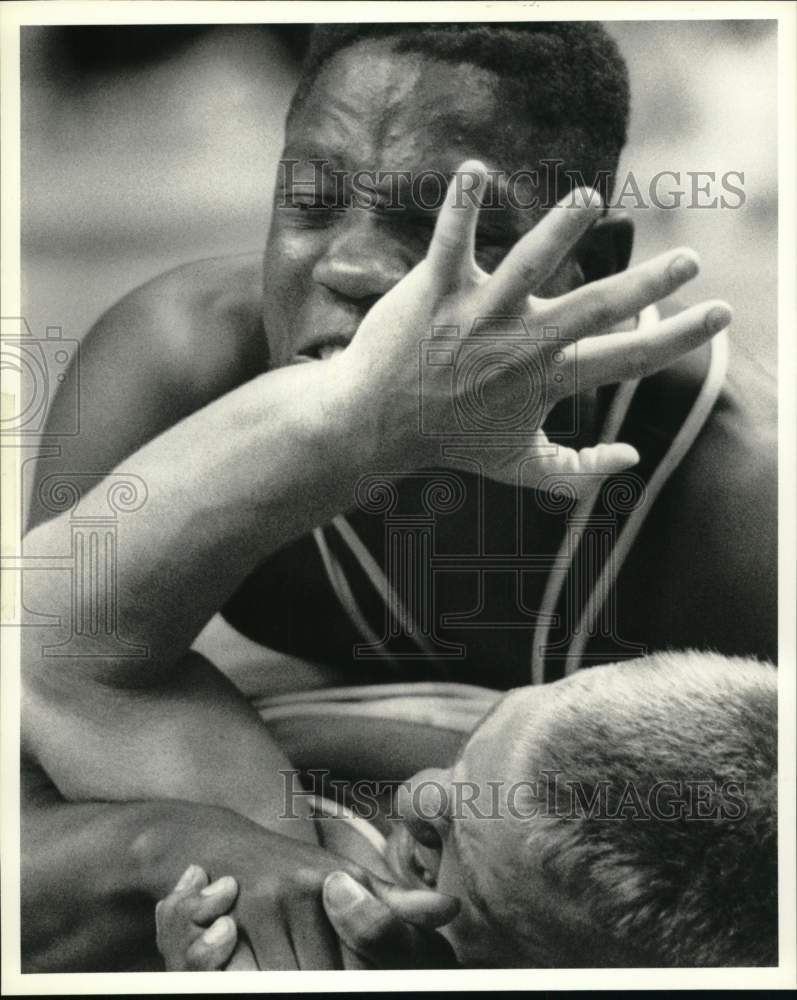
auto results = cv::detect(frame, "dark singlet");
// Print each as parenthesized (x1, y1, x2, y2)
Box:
(223, 313, 727, 689)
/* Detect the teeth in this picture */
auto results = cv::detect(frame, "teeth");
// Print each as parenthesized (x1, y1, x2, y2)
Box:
(319, 344, 346, 361)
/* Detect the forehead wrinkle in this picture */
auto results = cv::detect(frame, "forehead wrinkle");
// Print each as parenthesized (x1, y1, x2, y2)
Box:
(290, 40, 534, 178)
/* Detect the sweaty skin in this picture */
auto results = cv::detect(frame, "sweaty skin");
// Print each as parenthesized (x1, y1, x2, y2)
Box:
(21, 39, 773, 971)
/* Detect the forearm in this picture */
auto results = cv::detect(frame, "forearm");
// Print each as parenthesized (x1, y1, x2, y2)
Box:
(22, 788, 219, 971)
(22, 361, 363, 687)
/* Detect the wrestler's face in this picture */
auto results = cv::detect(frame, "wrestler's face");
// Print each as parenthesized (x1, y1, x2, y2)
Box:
(262, 39, 585, 368)
(387, 687, 593, 967)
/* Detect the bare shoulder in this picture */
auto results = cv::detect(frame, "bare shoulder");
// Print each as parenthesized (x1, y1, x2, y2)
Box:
(29, 254, 267, 530)
(674, 339, 776, 527)
(639, 336, 777, 660)
(89, 252, 267, 391)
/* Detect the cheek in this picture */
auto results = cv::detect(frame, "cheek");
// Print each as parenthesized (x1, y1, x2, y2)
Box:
(435, 855, 479, 950)
(263, 228, 326, 345)
(265, 221, 325, 297)
(437, 860, 514, 966)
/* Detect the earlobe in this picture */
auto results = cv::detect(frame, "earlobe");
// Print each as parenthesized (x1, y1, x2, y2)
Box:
(575, 211, 635, 284)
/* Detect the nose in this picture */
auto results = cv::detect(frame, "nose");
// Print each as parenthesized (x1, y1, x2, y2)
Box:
(312, 210, 411, 307)
(397, 768, 453, 847)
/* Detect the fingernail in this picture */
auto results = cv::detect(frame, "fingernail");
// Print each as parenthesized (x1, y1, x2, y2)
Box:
(324, 871, 368, 911)
(707, 305, 732, 332)
(200, 876, 236, 897)
(669, 255, 698, 282)
(175, 865, 202, 891)
(202, 917, 232, 945)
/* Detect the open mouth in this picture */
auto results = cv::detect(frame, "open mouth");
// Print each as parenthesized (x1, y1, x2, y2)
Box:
(292, 338, 351, 363)
(386, 824, 439, 889)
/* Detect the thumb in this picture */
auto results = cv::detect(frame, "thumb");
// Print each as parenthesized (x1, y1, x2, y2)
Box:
(512, 440, 640, 493)
(366, 876, 461, 930)
(322, 871, 458, 970)
(577, 441, 640, 477)
(329, 870, 460, 930)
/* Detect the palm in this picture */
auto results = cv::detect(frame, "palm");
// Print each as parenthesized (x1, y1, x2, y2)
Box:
(342, 160, 730, 496)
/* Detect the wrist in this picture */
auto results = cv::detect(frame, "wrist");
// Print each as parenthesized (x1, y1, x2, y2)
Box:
(321, 354, 435, 478)
(310, 356, 385, 478)
(127, 799, 234, 901)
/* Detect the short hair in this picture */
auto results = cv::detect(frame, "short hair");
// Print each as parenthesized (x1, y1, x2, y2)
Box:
(288, 23, 630, 198)
(507, 652, 778, 966)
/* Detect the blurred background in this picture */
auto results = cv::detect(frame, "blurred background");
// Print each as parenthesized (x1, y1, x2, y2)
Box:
(21, 21, 777, 372)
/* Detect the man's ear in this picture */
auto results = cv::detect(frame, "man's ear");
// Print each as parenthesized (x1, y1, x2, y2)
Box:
(574, 211, 634, 284)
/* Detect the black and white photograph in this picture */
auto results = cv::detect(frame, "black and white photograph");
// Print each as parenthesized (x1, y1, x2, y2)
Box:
(1, 0, 795, 990)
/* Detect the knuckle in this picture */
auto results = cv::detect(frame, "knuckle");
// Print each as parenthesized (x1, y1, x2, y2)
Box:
(590, 289, 614, 326)
(343, 860, 369, 885)
(433, 229, 458, 253)
(645, 270, 666, 299)
(626, 340, 650, 374)
(185, 949, 205, 972)
(527, 295, 548, 321)
(294, 871, 324, 899)
(520, 259, 542, 288)
(357, 906, 397, 945)
(158, 894, 179, 920)
(174, 893, 198, 919)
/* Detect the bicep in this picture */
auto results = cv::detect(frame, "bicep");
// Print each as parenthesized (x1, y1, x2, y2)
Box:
(23, 651, 317, 838)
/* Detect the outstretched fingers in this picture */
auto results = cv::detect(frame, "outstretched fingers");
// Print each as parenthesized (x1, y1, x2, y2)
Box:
(549, 247, 702, 341)
(484, 186, 604, 309)
(427, 160, 488, 289)
(566, 299, 732, 392)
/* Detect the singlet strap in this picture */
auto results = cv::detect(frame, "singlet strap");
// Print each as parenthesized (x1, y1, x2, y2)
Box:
(312, 513, 438, 659)
(312, 525, 383, 649)
(529, 303, 656, 684)
(562, 328, 729, 674)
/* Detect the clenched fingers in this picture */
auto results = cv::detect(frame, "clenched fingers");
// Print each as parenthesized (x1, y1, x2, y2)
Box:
(184, 915, 238, 971)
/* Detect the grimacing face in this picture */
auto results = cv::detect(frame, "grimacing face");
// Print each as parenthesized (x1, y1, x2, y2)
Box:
(385, 686, 592, 968)
(261, 37, 592, 369)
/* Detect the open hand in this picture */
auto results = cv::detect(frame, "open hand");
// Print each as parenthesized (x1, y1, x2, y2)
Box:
(331, 161, 731, 489)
